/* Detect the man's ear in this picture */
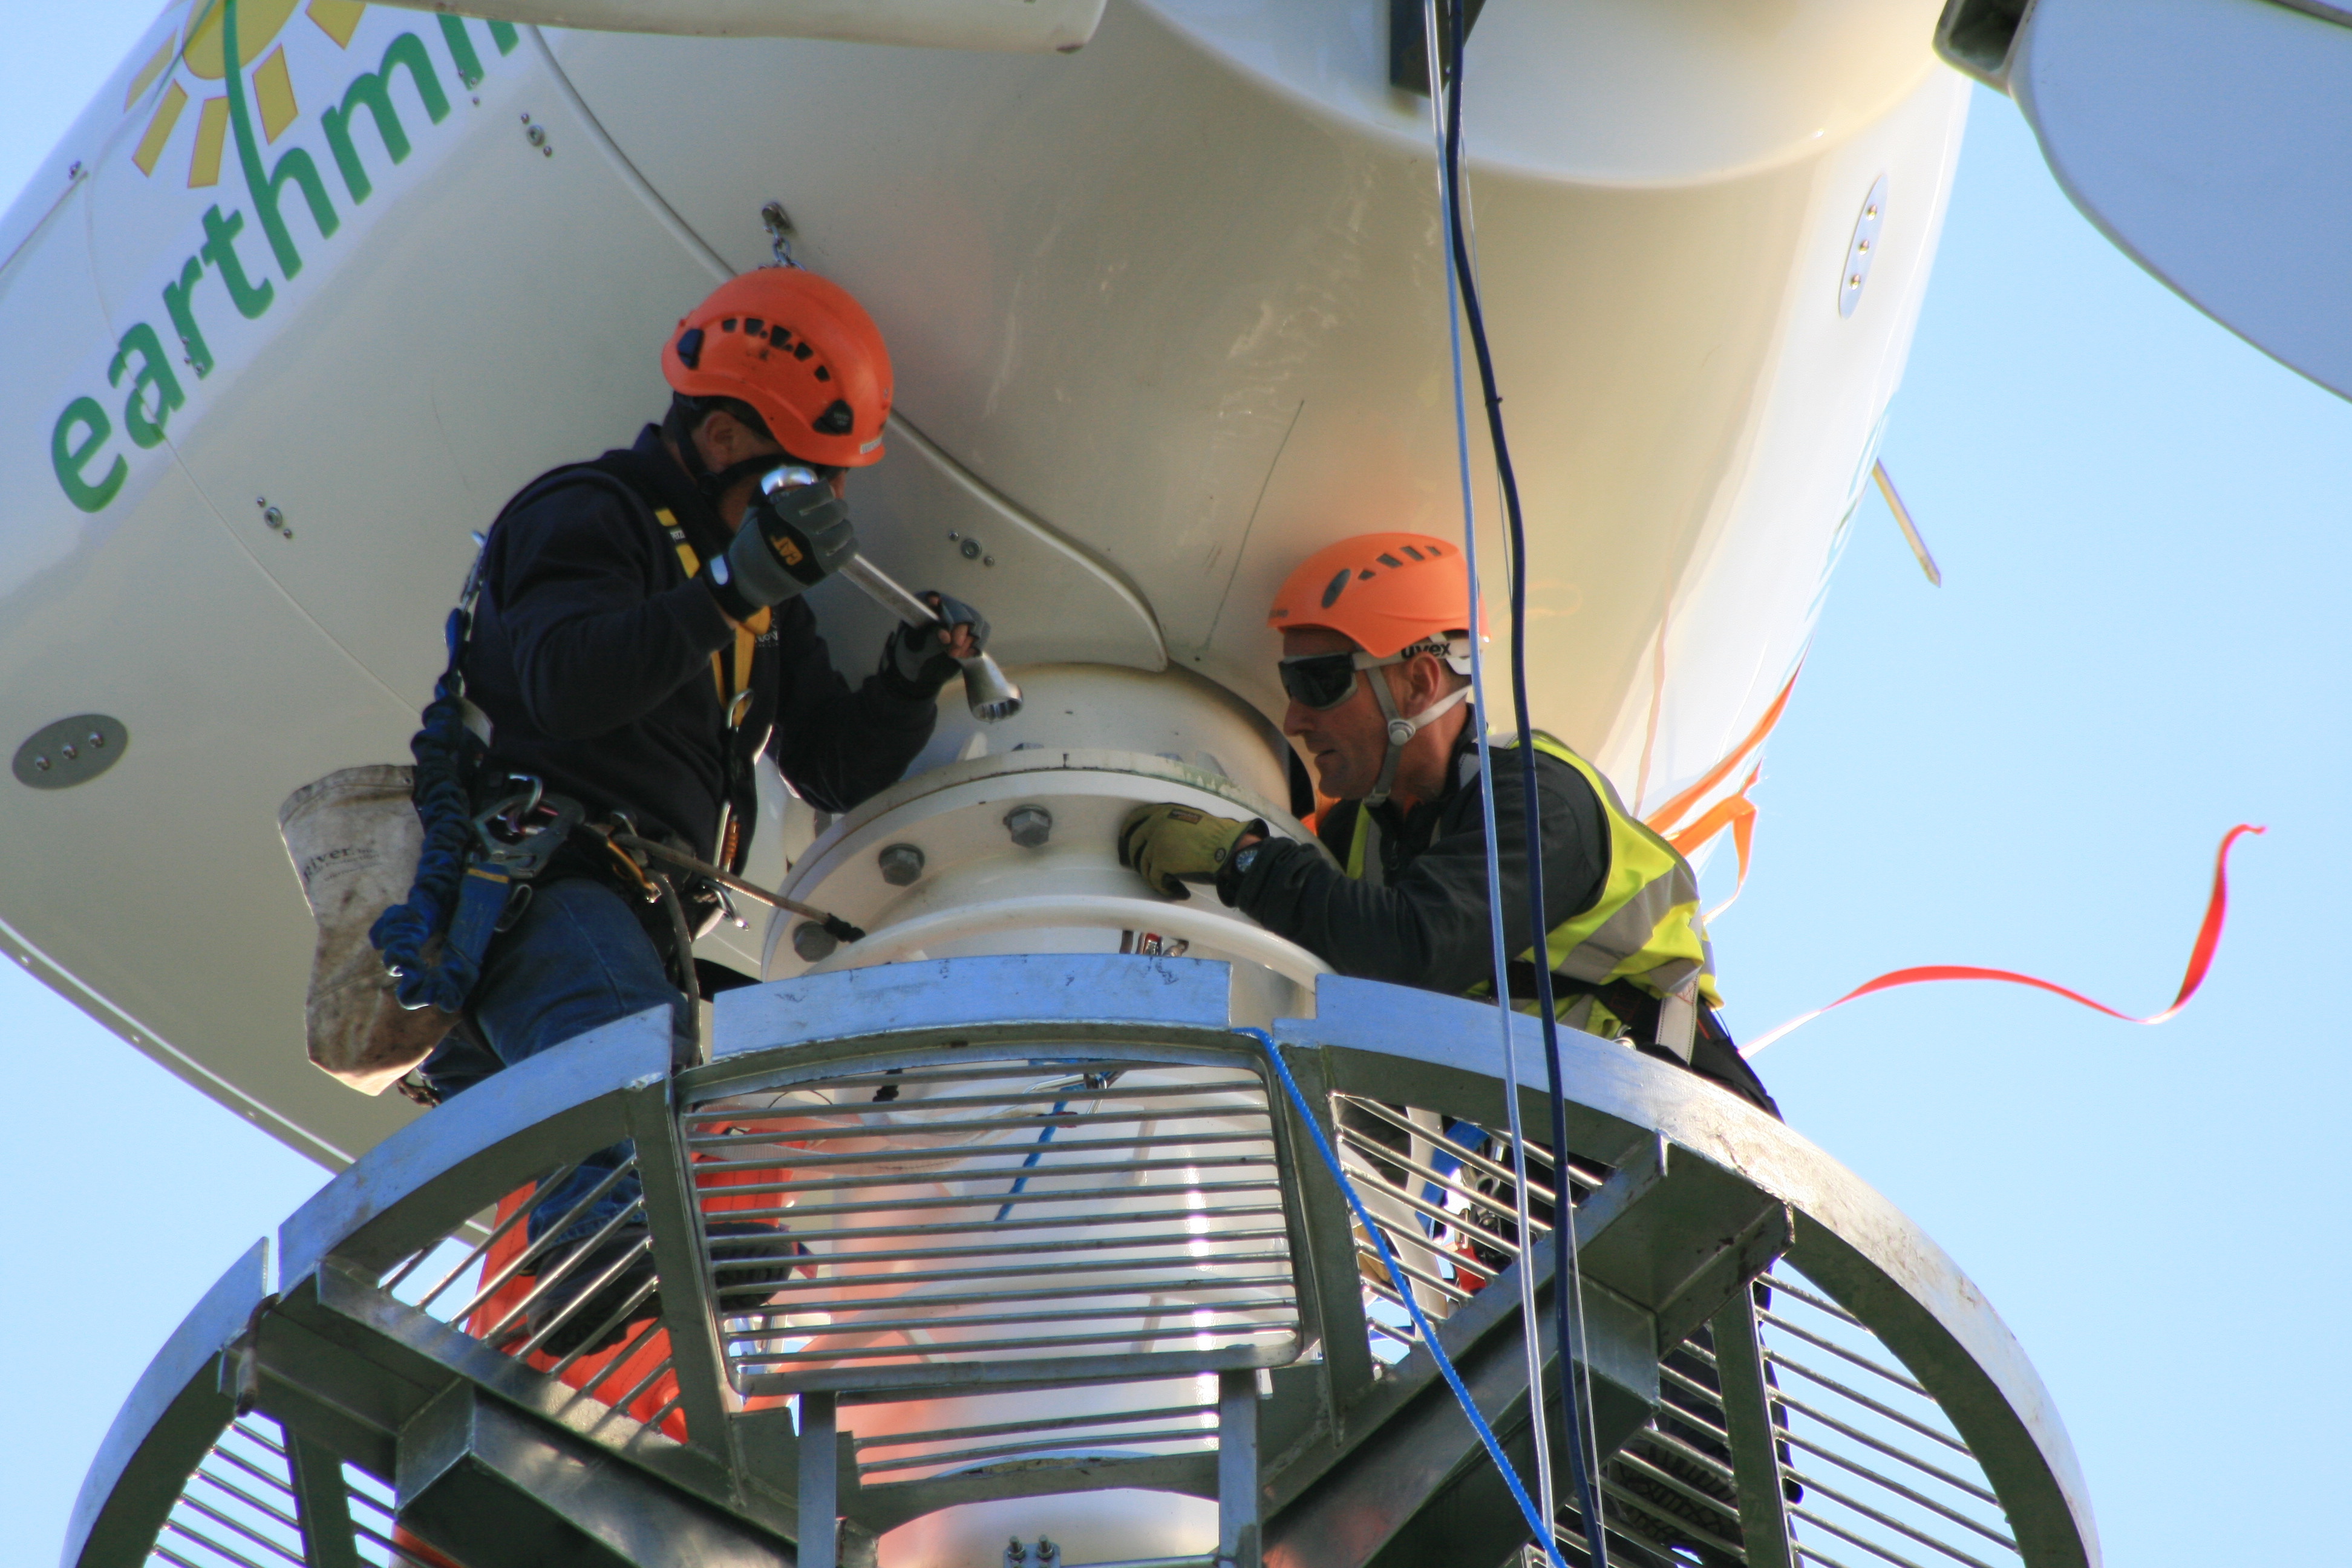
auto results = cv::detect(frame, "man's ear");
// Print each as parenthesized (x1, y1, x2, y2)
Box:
(696, 408, 745, 463)
(1407, 651, 1451, 709)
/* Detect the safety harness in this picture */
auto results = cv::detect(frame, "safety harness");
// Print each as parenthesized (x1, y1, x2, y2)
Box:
(1338, 729, 1716, 1060)
(367, 460, 779, 1025)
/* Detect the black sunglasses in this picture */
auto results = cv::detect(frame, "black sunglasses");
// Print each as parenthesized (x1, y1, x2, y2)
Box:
(1278, 652, 1364, 711)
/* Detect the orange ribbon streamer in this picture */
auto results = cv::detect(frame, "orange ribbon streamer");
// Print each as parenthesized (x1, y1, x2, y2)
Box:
(1644, 666, 1802, 914)
(1742, 824, 2265, 1056)
(1644, 663, 1803, 837)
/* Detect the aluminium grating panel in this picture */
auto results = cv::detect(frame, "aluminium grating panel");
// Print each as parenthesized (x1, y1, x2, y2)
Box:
(682, 1045, 1307, 1396)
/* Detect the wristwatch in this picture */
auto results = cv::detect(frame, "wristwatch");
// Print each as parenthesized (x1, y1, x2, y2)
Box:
(1229, 841, 1264, 878)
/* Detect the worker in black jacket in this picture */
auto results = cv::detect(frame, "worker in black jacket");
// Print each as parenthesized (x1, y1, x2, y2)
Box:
(1120, 531, 1773, 1115)
(415, 267, 980, 1349)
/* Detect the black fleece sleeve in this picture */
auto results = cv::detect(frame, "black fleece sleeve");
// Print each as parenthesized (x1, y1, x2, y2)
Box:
(489, 480, 736, 740)
(763, 603, 939, 815)
(1231, 753, 1610, 992)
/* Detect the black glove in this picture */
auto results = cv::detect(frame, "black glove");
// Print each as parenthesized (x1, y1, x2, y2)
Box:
(704, 482, 855, 621)
(884, 590, 988, 695)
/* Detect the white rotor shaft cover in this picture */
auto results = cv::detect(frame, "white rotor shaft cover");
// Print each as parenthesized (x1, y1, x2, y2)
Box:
(762, 665, 1326, 1017)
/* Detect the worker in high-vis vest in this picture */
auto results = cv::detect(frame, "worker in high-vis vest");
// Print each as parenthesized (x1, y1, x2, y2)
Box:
(1119, 531, 1776, 1114)
(411, 267, 985, 1351)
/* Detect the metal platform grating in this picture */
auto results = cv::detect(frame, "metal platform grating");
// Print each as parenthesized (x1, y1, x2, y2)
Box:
(1756, 1267, 2020, 1568)
(141, 1416, 305, 1568)
(1330, 1091, 1612, 1357)
(1331, 1092, 2025, 1568)
(134, 1416, 434, 1568)
(373, 1148, 689, 1440)
(681, 1050, 1306, 1396)
(1543, 1266, 2024, 1568)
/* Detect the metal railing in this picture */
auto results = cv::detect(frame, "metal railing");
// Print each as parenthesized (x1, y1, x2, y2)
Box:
(67, 959, 2097, 1568)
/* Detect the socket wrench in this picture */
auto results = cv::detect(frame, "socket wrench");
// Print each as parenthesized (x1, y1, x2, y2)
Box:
(760, 466, 1024, 722)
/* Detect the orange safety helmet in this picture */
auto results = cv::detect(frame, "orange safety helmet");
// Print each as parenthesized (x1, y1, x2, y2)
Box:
(1267, 531, 1480, 660)
(661, 268, 893, 469)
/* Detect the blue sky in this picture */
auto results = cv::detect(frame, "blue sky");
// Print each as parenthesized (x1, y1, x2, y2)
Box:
(7, 9, 2348, 1566)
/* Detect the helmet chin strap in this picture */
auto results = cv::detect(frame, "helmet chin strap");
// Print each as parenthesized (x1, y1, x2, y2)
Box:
(1362, 676, 1471, 808)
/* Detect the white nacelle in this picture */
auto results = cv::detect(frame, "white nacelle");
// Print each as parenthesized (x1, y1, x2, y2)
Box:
(2, 3, 1971, 1562)
(0, 0, 1958, 1262)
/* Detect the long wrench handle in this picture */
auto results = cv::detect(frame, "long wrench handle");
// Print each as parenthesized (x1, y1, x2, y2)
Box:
(838, 554, 946, 629)
(837, 554, 1024, 722)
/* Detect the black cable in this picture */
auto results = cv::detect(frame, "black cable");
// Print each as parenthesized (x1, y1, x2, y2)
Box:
(1439, 4, 1609, 1561)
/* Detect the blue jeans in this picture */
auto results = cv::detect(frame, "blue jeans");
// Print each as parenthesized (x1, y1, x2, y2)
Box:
(422, 877, 693, 1249)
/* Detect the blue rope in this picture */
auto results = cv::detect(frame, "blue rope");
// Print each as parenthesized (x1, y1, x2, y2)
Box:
(994, 1100, 1070, 1223)
(1238, 1028, 1572, 1568)
(368, 607, 484, 1013)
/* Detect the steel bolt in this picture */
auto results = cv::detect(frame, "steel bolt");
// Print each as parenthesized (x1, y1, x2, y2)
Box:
(961, 538, 982, 560)
(60, 742, 77, 760)
(878, 842, 926, 886)
(1004, 806, 1053, 848)
(33, 756, 49, 772)
(792, 920, 838, 962)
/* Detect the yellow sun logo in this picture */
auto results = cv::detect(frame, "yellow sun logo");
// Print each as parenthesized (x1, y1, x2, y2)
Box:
(125, 0, 370, 186)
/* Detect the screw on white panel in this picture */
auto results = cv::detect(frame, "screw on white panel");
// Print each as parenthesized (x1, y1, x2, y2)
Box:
(1004, 806, 1053, 848)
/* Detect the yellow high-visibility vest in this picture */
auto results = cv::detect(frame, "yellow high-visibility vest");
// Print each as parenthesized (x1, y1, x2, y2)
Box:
(1344, 732, 1718, 1035)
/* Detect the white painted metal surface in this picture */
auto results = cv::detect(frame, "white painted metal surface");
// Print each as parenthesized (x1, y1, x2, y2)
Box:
(2009, 0, 2352, 400)
(374, 0, 1109, 51)
(0, 1, 1967, 1177)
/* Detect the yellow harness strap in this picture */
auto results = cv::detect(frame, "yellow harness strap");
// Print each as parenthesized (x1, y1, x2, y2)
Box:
(655, 507, 767, 720)
(659, 507, 771, 872)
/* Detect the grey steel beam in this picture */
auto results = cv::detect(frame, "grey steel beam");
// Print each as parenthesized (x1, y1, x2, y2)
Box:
(394, 1382, 796, 1567)
(1711, 1289, 1795, 1568)
(281, 1260, 798, 1539)
(1258, 1264, 1657, 1568)
(625, 1074, 738, 1460)
(1218, 1370, 1263, 1568)
(800, 1392, 838, 1568)
(1263, 1043, 1379, 1417)
(288, 1434, 361, 1568)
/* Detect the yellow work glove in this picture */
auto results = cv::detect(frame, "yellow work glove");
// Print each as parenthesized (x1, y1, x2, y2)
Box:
(1119, 803, 1256, 901)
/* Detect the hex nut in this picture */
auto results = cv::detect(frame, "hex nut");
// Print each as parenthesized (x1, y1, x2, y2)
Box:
(878, 842, 926, 886)
(1004, 806, 1053, 848)
(792, 920, 838, 962)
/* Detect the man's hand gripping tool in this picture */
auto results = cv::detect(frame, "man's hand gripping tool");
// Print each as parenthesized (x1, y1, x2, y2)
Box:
(760, 466, 1024, 722)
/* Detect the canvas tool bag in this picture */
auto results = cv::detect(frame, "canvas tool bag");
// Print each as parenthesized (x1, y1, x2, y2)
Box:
(278, 765, 454, 1094)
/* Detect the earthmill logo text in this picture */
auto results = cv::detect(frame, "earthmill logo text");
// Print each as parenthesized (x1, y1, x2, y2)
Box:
(50, 0, 518, 512)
